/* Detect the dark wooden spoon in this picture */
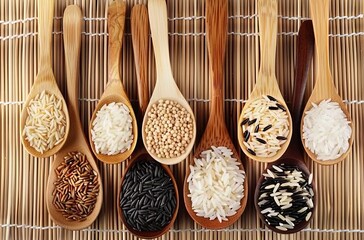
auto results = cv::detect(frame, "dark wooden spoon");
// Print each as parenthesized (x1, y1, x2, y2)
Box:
(254, 20, 317, 234)
(117, 5, 179, 238)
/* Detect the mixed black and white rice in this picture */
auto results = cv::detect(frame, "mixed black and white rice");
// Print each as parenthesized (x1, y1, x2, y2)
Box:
(240, 95, 290, 158)
(257, 163, 314, 231)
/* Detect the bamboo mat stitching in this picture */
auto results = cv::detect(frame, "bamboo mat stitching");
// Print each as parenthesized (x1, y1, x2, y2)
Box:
(1, 14, 363, 40)
(1, 99, 364, 106)
(2, 31, 364, 40)
(2, 224, 364, 234)
(1, 13, 363, 24)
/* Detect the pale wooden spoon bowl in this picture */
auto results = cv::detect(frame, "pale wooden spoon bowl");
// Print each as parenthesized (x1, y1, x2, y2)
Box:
(300, 0, 353, 165)
(20, 0, 70, 158)
(238, 0, 292, 163)
(142, 0, 196, 165)
(183, 0, 248, 229)
(46, 5, 103, 230)
(88, 0, 138, 164)
(117, 6, 179, 238)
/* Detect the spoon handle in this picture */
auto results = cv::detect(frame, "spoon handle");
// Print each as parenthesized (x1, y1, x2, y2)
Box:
(63, 6, 82, 111)
(286, 21, 314, 156)
(206, 0, 227, 118)
(108, 0, 126, 81)
(310, 0, 330, 75)
(131, 5, 149, 116)
(291, 21, 314, 128)
(38, 0, 54, 72)
(148, 0, 173, 80)
(257, 0, 277, 77)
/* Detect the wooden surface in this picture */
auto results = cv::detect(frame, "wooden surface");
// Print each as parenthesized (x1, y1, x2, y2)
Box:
(1, 0, 364, 239)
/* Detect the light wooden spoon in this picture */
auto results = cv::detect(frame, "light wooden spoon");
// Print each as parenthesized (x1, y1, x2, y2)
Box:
(20, 0, 70, 158)
(300, 0, 353, 165)
(46, 5, 103, 230)
(237, 0, 292, 162)
(183, 0, 248, 229)
(255, 21, 316, 234)
(88, 0, 138, 164)
(143, 0, 196, 165)
(118, 6, 179, 238)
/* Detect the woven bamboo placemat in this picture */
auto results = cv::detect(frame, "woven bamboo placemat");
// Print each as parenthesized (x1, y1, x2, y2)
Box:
(1, 0, 363, 239)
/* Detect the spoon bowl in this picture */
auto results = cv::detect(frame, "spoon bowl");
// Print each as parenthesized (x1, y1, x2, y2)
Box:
(117, 5, 179, 238)
(238, 0, 292, 163)
(142, 0, 196, 165)
(20, 0, 70, 158)
(183, 0, 248, 229)
(254, 157, 317, 234)
(46, 5, 103, 230)
(300, 0, 353, 165)
(117, 154, 179, 239)
(88, 0, 138, 164)
(255, 20, 316, 234)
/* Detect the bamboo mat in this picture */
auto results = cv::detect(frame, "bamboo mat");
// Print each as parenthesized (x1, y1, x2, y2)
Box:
(1, 0, 364, 239)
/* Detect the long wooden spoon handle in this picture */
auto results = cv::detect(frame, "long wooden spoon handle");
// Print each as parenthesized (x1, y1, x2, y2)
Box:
(148, 0, 173, 80)
(63, 5, 82, 110)
(309, 0, 331, 88)
(38, 0, 54, 71)
(258, 0, 277, 76)
(206, 0, 227, 115)
(131, 4, 149, 115)
(108, 0, 126, 81)
(292, 21, 314, 125)
(288, 21, 314, 152)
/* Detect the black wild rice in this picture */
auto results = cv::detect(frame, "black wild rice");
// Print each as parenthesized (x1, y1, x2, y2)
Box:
(276, 136, 287, 140)
(247, 148, 256, 156)
(241, 118, 249, 125)
(120, 160, 177, 232)
(256, 138, 267, 144)
(276, 103, 286, 111)
(257, 163, 314, 231)
(263, 125, 272, 132)
(254, 124, 260, 133)
(268, 106, 279, 110)
(248, 118, 257, 126)
(267, 95, 278, 102)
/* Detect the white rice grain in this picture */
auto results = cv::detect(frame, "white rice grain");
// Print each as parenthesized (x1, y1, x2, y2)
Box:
(91, 102, 133, 155)
(187, 146, 245, 223)
(302, 99, 351, 160)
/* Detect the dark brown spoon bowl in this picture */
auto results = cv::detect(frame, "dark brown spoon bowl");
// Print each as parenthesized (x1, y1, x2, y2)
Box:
(117, 153, 179, 239)
(254, 158, 317, 234)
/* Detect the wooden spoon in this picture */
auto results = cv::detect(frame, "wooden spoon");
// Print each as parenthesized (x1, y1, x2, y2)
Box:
(255, 20, 316, 234)
(117, 5, 179, 238)
(300, 0, 353, 165)
(238, 0, 293, 162)
(88, 0, 138, 164)
(20, 0, 70, 158)
(143, 0, 196, 165)
(46, 5, 103, 230)
(183, 0, 248, 229)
